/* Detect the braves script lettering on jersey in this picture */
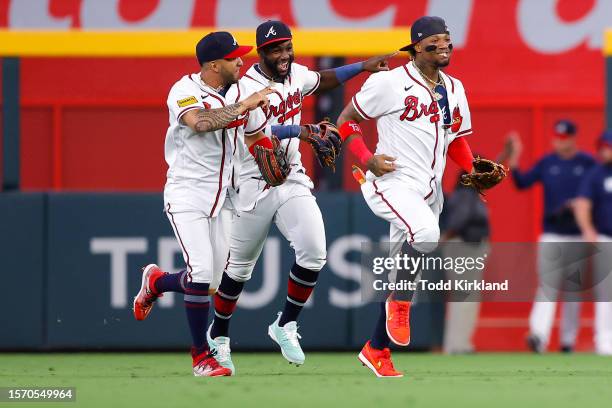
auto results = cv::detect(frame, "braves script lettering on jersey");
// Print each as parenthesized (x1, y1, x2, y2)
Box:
(222, 61, 327, 286)
(234, 62, 321, 212)
(354, 61, 472, 254)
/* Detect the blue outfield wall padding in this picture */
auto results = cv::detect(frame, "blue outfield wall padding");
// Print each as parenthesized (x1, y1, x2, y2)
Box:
(2, 58, 20, 190)
(44, 192, 354, 349)
(1, 192, 443, 350)
(0, 193, 45, 348)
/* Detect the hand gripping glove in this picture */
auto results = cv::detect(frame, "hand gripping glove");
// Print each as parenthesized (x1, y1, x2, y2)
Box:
(253, 136, 291, 187)
(303, 120, 342, 171)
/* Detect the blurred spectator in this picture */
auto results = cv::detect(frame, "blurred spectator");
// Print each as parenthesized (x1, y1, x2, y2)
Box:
(573, 130, 612, 355)
(502, 120, 596, 353)
(440, 173, 490, 354)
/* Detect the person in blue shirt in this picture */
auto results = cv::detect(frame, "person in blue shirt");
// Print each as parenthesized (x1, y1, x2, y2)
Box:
(505, 120, 596, 353)
(574, 130, 612, 355)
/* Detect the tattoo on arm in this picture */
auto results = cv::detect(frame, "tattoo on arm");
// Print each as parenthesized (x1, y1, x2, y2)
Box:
(194, 103, 243, 133)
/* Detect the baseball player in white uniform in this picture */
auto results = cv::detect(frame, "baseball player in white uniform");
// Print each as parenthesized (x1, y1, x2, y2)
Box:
(206, 20, 394, 373)
(132, 31, 277, 377)
(337, 16, 480, 377)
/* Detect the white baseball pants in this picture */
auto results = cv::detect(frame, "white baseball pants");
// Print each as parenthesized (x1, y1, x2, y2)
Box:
(165, 202, 233, 288)
(361, 176, 442, 255)
(225, 181, 327, 282)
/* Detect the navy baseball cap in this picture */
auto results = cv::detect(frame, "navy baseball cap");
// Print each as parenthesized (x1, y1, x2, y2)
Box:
(196, 31, 252, 65)
(256, 20, 292, 49)
(400, 16, 449, 52)
(554, 119, 577, 138)
(598, 130, 612, 148)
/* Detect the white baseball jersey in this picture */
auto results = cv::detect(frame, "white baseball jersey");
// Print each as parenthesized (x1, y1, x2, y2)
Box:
(233, 62, 321, 211)
(164, 73, 247, 216)
(353, 61, 472, 198)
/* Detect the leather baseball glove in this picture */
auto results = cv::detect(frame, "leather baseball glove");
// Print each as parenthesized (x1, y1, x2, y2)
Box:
(460, 157, 507, 196)
(253, 136, 290, 187)
(303, 120, 342, 171)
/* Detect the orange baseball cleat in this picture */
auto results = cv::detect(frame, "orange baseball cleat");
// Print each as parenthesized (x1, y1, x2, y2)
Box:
(133, 264, 165, 321)
(385, 299, 411, 346)
(358, 341, 403, 378)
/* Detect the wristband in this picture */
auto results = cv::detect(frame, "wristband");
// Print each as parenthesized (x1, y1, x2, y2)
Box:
(248, 137, 273, 157)
(334, 62, 364, 84)
(338, 120, 363, 141)
(270, 125, 302, 140)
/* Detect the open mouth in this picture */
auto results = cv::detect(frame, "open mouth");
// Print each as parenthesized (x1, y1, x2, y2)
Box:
(438, 51, 450, 58)
(278, 61, 289, 72)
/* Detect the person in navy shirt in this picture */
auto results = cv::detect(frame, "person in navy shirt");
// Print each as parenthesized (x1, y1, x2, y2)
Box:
(574, 130, 612, 355)
(504, 120, 596, 353)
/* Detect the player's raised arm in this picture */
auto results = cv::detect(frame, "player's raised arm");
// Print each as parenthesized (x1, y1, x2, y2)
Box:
(336, 103, 395, 177)
(314, 53, 397, 94)
(182, 88, 273, 133)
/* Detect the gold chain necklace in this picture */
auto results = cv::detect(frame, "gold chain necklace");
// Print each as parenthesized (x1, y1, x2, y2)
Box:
(413, 62, 444, 101)
(200, 74, 224, 93)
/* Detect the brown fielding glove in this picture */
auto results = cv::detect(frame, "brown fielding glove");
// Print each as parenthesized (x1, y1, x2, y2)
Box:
(253, 136, 290, 187)
(461, 157, 507, 197)
(303, 120, 342, 172)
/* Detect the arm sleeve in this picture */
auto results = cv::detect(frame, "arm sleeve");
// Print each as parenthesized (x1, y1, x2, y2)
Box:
(351, 72, 396, 120)
(447, 137, 474, 173)
(511, 159, 543, 189)
(168, 82, 206, 123)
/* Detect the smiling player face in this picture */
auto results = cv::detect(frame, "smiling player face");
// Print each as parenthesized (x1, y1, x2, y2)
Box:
(415, 33, 453, 67)
(259, 40, 295, 79)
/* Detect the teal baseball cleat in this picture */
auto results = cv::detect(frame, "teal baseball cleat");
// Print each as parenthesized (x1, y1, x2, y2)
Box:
(206, 324, 235, 375)
(268, 312, 305, 365)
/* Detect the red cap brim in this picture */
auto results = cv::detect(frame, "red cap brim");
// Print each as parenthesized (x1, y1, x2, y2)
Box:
(224, 45, 253, 59)
(257, 37, 292, 49)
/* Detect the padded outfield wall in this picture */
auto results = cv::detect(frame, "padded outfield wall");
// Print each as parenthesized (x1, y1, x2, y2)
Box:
(0, 192, 447, 350)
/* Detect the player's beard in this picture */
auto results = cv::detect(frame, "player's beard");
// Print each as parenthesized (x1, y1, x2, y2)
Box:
(262, 54, 294, 81)
(436, 58, 451, 68)
(220, 67, 239, 86)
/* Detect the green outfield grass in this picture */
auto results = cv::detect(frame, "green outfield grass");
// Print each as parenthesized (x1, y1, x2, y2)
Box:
(1, 352, 611, 408)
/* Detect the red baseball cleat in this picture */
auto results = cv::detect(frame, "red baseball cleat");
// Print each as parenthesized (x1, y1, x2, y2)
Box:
(133, 264, 165, 321)
(358, 341, 403, 378)
(192, 348, 232, 377)
(386, 299, 411, 346)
